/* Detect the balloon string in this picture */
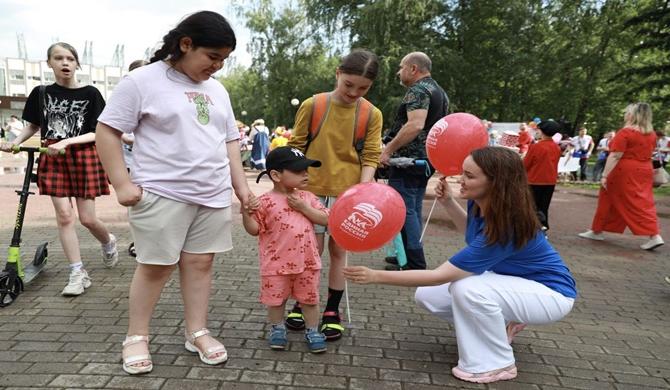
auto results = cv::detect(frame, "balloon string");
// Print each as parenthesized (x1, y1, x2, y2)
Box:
(344, 252, 352, 326)
(420, 198, 438, 243)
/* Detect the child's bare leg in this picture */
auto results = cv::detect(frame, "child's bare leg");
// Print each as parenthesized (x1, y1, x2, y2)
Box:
(301, 303, 319, 329)
(268, 304, 285, 325)
(51, 197, 81, 265)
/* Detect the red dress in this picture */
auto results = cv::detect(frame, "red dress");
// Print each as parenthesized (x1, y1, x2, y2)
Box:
(591, 128, 658, 235)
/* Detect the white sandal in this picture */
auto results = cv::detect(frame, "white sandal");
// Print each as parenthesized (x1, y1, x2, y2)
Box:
(122, 335, 153, 375)
(184, 328, 228, 365)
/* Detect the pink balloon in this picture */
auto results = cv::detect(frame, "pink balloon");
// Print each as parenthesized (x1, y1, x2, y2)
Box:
(328, 183, 406, 252)
(426, 113, 488, 176)
(552, 132, 562, 144)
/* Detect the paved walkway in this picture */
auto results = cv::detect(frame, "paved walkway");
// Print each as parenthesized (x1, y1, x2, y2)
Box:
(0, 154, 669, 389)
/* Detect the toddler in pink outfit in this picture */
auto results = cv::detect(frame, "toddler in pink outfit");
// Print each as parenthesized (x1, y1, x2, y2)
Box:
(242, 146, 330, 353)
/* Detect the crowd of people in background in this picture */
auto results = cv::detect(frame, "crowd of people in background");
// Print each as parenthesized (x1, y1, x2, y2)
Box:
(484, 118, 670, 184)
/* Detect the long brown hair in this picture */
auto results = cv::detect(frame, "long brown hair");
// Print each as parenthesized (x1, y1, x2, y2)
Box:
(470, 147, 541, 249)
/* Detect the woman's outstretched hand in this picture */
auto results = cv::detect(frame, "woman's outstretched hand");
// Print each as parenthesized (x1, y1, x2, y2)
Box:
(343, 266, 377, 285)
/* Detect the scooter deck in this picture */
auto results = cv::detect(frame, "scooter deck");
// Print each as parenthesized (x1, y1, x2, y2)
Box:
(22, 260, 47, 285)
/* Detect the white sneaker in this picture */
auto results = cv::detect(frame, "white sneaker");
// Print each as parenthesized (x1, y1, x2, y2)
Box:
(61, 269, 92, 296)
(578, 230, 605, 241)
(101, 234, 119, 268)
(640, 235, 664, 251)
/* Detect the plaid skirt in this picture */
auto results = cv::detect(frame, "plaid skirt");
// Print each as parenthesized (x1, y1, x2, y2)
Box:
(37, 139, 110, 199)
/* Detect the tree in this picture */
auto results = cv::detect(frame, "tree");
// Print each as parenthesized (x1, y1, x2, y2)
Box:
(230, 0, 339, 128)
(622, 0, 670, 125)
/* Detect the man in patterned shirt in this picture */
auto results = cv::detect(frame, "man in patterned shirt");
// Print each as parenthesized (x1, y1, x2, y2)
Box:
(381, 52, 449, 270)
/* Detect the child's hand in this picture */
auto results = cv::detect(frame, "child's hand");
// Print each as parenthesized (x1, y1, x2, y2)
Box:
(245, 193, 260, 213)
(287, 192, 308, 212)
(116, 183, 143, 207)
(0, 141, 15, 153)
(343, 266, 377, 284)
(434, 177, 453, 201)
(47, 139, 69, 156)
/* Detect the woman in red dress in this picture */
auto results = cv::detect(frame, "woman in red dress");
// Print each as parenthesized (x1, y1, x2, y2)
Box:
(578, 103, 664, 250)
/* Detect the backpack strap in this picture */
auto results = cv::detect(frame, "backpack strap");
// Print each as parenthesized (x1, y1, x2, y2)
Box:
(353, 97, 373, 153)
(305, 93, 331, 153)
(305, 92, 373, 156)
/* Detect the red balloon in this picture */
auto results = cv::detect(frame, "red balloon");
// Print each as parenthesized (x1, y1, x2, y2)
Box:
(328, 183, 406, 252)
(426, 113, 488, 176)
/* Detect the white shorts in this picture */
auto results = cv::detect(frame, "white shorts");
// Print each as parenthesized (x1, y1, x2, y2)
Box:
(129, 191, 233, 265)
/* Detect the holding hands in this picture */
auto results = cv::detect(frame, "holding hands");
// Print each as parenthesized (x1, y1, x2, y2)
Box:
(242, 193, 260, 214)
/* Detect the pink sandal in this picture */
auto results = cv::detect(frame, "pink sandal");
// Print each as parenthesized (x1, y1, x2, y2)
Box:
(452, 364, 517, 383)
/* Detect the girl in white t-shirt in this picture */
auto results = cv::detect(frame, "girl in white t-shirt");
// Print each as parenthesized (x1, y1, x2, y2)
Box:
(95, 11, 254, 375)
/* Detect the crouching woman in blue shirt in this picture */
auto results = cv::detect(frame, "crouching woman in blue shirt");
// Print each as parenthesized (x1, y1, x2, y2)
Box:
(344, 146, 576, 384)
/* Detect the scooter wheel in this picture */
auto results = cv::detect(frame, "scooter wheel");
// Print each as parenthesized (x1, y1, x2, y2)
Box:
(0, 269, 23, 307)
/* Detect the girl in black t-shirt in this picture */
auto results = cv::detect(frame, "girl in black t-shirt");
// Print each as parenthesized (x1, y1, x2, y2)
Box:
(0, 42, 118, 297)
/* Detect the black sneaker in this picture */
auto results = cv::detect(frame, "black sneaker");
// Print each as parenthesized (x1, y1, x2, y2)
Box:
(384, 256, 398, 265)
(285, 304, 305, 331)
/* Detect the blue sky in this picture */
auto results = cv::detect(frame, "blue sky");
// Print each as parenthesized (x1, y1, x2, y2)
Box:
(0, 0, 252, 71)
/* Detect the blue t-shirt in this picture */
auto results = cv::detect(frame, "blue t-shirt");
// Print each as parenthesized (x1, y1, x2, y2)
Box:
(449, 201, 577, 298)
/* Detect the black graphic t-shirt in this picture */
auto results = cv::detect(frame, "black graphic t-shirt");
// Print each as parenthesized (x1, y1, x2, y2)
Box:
(23, 84, 105, 140)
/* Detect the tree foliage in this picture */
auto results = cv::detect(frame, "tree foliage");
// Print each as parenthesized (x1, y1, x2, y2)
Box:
(223, 0, 670, 137)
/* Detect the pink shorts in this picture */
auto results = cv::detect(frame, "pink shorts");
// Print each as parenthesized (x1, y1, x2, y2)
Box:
(260, 269, 320, 306)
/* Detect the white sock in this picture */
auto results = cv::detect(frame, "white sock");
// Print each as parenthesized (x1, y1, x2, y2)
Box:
(102, 234, 115, 252)
(70, 262, 83, 272)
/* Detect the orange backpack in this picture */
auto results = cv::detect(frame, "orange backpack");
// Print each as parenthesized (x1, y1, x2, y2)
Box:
(305, 92, 373, 154)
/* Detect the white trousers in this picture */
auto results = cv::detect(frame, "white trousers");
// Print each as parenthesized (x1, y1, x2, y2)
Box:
(415, 272, 574, 373)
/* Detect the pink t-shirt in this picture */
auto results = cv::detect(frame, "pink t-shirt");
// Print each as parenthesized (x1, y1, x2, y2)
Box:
(253, 190, 328, 276)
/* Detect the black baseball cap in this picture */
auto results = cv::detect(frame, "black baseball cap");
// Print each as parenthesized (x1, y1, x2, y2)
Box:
(538, 119, 561, 137)
(256, 146, 322, 183)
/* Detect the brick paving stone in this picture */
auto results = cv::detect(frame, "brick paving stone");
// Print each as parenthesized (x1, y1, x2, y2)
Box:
(48, 374, 112, 388)
(161, 378, 222, 390)
(238, 370, 292, 385)
(326, 364, 377, 379)
(0, 374, 55, 387)
(349, 378, 402, 390)
(293, 373, 348, 388)
(26, 362, 86, 374)
(104, 376, 165, 389)
(0, 362, 32, 374)
(186, 366, 241, 381)
(557, 376, 617, 389)
(614, 384, 670, 390)
(610, 373, 670, 388)
(379, 368, 431, 384)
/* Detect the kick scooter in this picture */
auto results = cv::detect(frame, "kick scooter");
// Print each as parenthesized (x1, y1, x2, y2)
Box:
(0, 146, 54, 307)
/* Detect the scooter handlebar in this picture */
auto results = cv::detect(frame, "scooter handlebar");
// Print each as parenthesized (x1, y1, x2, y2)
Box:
(10, 145, 65, 155)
